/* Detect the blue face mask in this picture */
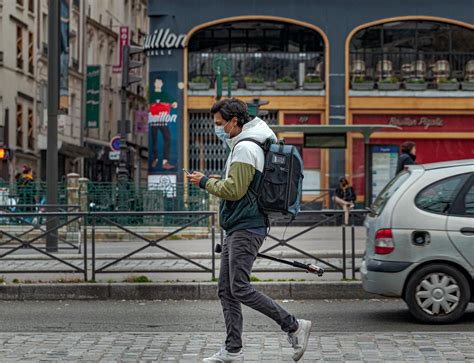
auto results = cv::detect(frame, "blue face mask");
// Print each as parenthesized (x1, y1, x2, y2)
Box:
(215, 123, 229, 142)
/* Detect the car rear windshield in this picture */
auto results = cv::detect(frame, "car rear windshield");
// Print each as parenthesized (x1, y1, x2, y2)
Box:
(371, 171, 411, 215)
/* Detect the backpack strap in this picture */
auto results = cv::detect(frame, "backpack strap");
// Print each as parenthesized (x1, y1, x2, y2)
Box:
(234, 137, 276, 153)
(233, 137, 265, 151)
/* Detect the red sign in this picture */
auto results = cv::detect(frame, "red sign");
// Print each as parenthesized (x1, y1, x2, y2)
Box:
(353, 114, 474, 133)
(112, 27, 129, 73)
(284, 114, 320, 125)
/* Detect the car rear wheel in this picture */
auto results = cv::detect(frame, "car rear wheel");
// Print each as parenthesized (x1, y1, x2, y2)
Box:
(405, 264, 470, 324)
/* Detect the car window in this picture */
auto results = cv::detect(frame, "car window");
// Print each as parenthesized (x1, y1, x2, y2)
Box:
(371, 171, 410, 215)
(415, 174, 470, 215)
(463, 183, 474, 216)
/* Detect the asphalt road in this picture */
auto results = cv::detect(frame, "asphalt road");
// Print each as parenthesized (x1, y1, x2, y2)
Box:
(1, 299, 473, 333)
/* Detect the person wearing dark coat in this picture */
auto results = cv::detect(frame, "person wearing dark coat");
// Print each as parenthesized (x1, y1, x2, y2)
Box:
(396, 141, 417, 174)
(333, 176, 356, 225)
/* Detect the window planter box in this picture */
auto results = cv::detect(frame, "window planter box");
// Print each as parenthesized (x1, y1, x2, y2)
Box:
(437, 82, 459, 91)
(377, 82, 400, 91)
(246, 83, 267, 91)
(189, 82, 210, 90)
(222, 81, 239, 90)
(303, 82, 324, 90)
(351, 81, 374, 90)
(405, 82, 428, 91)
(461, 82, 474, 91)
(275, 82, 297, 90)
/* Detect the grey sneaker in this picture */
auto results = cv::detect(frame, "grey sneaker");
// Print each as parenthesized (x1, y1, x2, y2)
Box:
(202, 346, 244, 362)
(288, 319, 312, 361)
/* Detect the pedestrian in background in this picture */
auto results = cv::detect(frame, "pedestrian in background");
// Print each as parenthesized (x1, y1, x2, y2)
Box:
(16, 165, 35, 222)
(189, 98, 312, 362)
(396, 141, 417, 174)
(333, 176, 356, 225)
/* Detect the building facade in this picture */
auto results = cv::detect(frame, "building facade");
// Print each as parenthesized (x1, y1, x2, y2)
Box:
(147, 0, 474, 205)
(0, 0, 38, 182)
(84, 0, 148, 184)
(0, 0, 149, 184)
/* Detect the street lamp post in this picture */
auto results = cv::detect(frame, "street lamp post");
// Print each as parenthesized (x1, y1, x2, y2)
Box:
(46, 0, 60, 252)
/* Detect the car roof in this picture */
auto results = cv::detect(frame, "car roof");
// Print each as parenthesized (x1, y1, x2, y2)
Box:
(408, 159, 474, 171)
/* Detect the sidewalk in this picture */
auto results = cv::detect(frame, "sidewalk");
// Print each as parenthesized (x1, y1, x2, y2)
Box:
(0, 332, 473, 362)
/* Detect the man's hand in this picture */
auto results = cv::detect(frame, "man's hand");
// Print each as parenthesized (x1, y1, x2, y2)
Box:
(188, 171, 205, 187)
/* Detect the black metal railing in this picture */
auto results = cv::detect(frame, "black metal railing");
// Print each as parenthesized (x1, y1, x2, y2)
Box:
(0, 209, 367, 281)
(189, 51, 324, 88)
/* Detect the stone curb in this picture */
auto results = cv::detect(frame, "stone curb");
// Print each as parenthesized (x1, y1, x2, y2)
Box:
(0, 281, 377, 301)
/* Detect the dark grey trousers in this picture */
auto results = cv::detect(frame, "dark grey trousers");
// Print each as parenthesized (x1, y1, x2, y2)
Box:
(218, 229, 298, 353)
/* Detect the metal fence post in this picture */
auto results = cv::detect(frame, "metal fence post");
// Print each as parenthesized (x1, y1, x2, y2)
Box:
(211, 213, 216, 280)
(342, 223, 347, 279)
(351, 212, 356, 280)
(91, 215, 96, 281)
(83, 214, 88, 281)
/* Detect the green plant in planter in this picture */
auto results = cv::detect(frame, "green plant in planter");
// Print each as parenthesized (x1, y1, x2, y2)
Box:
(222, 75, 235, 83)
(276, 76, 296, 83)
(191, 76, 210, 84)
(244, 75, 264, 84)
(407, 78, 426, 84)
(438, 77, 458, 83)
(304, 74, 322, 83)
(353, 76, 369, 83)
(379, 76, 399, 84)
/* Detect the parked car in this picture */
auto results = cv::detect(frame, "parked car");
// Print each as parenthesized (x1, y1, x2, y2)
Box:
(361, 159, 474, 323)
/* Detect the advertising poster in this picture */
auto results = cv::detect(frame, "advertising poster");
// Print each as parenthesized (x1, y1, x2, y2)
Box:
(371, 145, 399, 202)
(148, 71, 179, 189)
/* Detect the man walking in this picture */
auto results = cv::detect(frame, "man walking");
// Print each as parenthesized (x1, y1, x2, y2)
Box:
(189, 98, 311, 362)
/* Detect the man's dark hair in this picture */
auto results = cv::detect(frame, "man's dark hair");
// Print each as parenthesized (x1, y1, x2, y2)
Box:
(210, 98, 250, 127)
(401, 141, 416, 154)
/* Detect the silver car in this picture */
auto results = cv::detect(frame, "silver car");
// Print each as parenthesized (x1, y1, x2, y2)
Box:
(361, 159, 474, 323)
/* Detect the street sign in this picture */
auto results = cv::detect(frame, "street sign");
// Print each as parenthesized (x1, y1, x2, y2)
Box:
(110, 136, 121, 152)
(109, 151, 120, 160)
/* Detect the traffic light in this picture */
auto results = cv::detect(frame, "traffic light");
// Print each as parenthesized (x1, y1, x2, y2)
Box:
(122, 45, 144, 87)
(0, 148, 10, 160)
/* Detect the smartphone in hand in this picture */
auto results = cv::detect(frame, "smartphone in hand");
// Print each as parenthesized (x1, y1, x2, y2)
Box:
(182, 168, 192, 176)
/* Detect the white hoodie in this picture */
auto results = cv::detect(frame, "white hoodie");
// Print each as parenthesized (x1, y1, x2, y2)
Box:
(224, 117, 277, 177)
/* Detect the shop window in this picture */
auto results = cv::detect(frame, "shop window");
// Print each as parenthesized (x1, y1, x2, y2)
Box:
(188, 20, 325, 88)
(415, 174, 469, 215)
(27, 108, 34, 150)
(16, 26, 23, 70)
(28, 31, 34, 74)
(16, 104, 23, 148)
(349, 20, 474, 89)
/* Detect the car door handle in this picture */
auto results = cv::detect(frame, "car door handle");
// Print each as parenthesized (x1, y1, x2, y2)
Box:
(460, 227, 474, 235)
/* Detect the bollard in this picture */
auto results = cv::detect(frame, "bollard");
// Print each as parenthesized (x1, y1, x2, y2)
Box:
(67, 173, 80, 232)
(78, 177, 89, 212)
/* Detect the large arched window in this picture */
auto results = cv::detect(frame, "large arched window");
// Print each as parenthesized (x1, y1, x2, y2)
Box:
(349, 20, 474, 90)
(188, 20, 326, 90)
